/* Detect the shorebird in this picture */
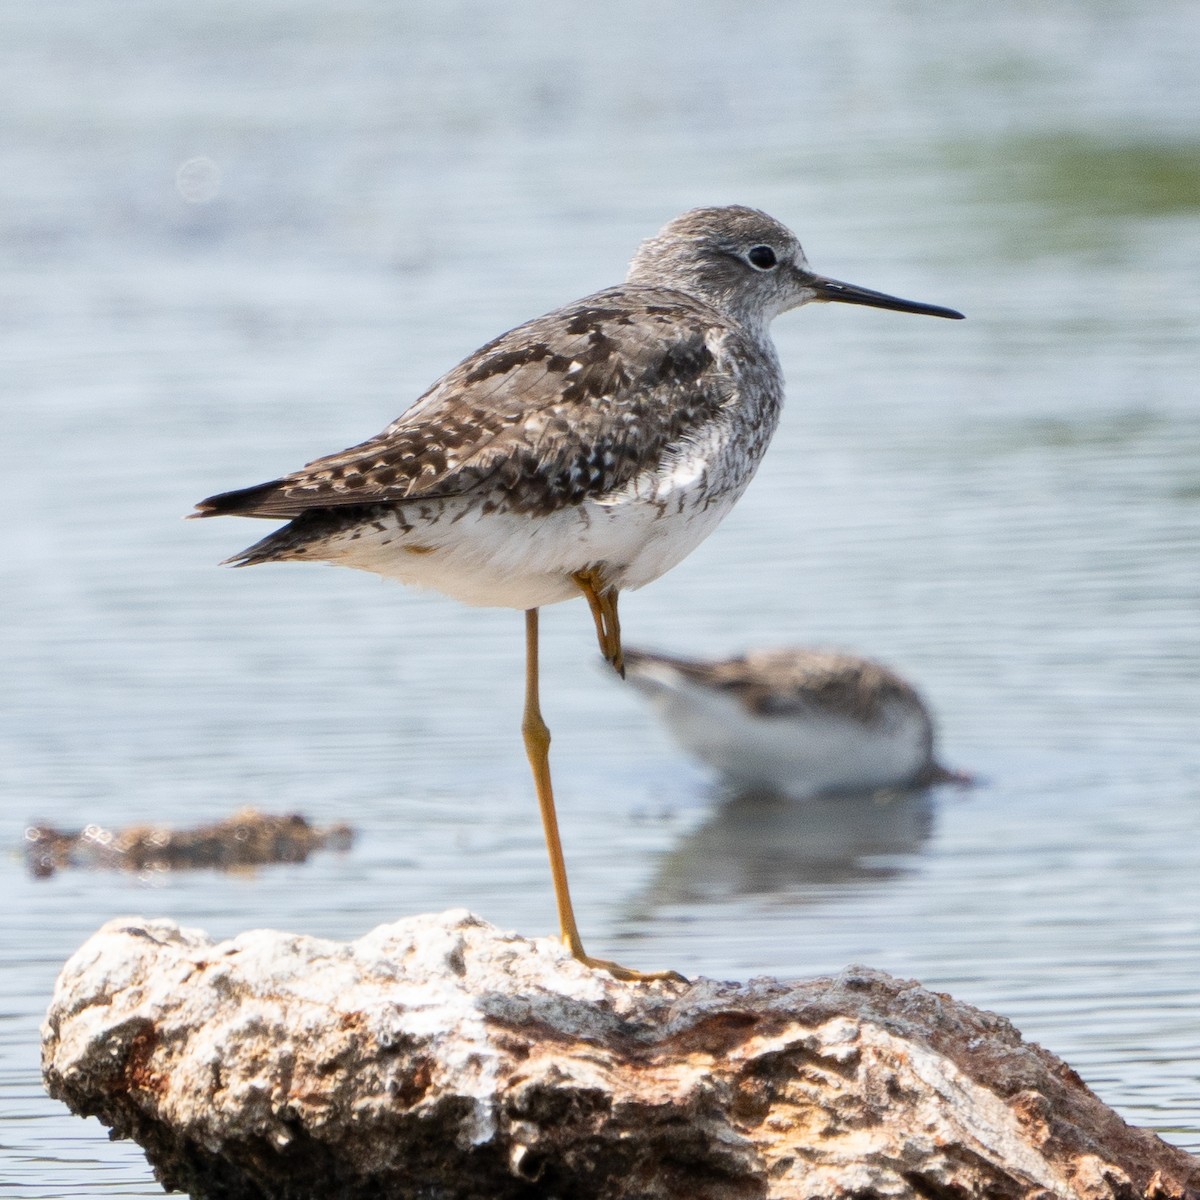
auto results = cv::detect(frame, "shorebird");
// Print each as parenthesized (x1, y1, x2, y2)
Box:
(192, 205, 962, 980)
(624, 646, 969, 799)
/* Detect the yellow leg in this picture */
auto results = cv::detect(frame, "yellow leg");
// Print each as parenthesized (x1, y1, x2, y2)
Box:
(521, 609, 683, 984)
(573, 569, 624, 677)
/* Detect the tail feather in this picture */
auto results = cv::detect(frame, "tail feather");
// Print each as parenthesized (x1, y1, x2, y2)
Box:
(219, 521, 313, 568)
(190, 480, 292, 520)
(213, 507, 380, 568)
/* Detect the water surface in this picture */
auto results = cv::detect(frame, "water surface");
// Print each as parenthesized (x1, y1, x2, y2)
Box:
(3, 1, 1199, 1192)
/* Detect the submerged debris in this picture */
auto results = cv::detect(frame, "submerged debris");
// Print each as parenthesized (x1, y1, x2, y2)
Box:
(24, 808, 353, 877)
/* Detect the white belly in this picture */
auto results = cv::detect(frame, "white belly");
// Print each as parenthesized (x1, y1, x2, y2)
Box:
(314, 480, 740, 610)
(633, 676, 932, 797)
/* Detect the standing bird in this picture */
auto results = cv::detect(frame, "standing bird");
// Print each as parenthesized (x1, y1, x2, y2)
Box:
(192, 205, 963, 980)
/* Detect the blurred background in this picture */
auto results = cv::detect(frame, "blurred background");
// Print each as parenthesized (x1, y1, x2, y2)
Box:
(3, 1, 1199, 1191)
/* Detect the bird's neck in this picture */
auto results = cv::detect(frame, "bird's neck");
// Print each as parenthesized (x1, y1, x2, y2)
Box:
(623, 269, 774, 339)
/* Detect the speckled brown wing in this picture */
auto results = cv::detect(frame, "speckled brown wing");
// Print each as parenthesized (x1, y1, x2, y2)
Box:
(737, 653, 920, 722)
(193, 286, 739, 521)
(631, 648, 922, 723)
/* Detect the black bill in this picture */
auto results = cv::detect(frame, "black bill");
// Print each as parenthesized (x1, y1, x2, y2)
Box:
(807, 274, 964, 320)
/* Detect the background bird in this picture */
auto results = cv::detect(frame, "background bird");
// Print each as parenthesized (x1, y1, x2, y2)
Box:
(624, 645, 971, 799)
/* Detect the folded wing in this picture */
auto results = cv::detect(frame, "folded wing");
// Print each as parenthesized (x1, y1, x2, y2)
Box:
(193, 287, 739, 522)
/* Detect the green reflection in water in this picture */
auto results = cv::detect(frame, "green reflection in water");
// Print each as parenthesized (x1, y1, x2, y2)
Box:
(1014, 134, 1200, 217)
(943, 132, 1200, 256)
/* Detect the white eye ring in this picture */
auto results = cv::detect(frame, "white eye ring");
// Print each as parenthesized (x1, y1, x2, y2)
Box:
(746, 245, 778, 270)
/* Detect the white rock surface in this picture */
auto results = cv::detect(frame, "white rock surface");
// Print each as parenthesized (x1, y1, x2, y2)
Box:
(42, 910, 1199, 1199)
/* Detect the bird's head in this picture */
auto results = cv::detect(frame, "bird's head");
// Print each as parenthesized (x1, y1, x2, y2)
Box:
(627, 205, 964, 328)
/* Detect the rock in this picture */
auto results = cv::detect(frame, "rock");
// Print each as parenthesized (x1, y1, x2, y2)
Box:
(42, 911, 1199, 1200)
(24, 808, 354, 877)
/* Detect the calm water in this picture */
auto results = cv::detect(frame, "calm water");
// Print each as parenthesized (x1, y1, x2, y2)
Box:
(3, 1, 1200, 1192)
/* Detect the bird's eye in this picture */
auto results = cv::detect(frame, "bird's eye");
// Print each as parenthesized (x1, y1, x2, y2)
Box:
(746, 245, 778, 270)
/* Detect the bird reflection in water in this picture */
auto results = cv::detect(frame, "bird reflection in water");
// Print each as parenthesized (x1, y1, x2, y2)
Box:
(645, 786, 937, 906)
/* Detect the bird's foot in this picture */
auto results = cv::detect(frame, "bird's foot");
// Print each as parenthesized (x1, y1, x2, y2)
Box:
(573, 570, 625, 678)
(565, 942, 687, 984)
